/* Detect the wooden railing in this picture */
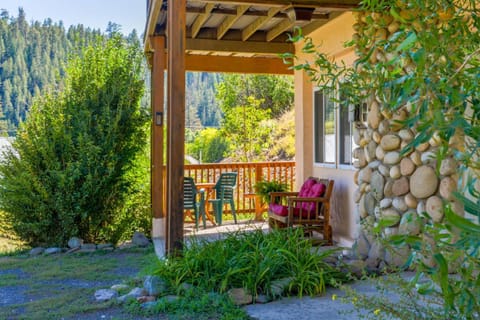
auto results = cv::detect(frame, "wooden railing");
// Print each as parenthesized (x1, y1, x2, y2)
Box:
(185, 161, 296, 214)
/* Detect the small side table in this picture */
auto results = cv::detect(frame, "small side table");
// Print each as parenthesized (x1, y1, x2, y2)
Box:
(244, 193, 266, 222)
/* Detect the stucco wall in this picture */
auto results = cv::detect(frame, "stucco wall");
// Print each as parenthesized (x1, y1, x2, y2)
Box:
(294, 13, 357, 246)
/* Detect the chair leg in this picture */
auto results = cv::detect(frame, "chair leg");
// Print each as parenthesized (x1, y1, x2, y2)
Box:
(230, 200, 237, 224)
(194, 207, 199, 230)
(212, 201, 223, 225)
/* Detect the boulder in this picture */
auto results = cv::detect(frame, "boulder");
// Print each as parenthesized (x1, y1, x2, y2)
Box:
(439, 177, 456, 200)
(44, 247, 62, 255)
(365, 140, 377, 163)
(410, 166, 439, 198)
(392, 176, 409, 196)
(367, 100, 382, 129)
(384, 246, 411, 268)
(398, 129, 414, 142)
(384, 180, 394, 198)
(380, 208, 401, 227)
(228, 288, 253, 306)
(426, 196, 444, 222)
(390, 165, 401, 179)
(378, 164, 390, 177)
(384, 151, 401, 165)
(375, 145, 385, 161)
(399, 211, 422, 235)
(439, 158, 457, 176)
(364, 192, 376, 216)
(410, 151, 422, 166)
(29, 247, 45, 256)
(380, 134, 401, 151)
(143, 275, 168, 296)
(358, 167, 372, 183)
(378, 119, 390, 135)
(392, 197, 408, 212)
(380, 198, 392, 209)
(67, 237, 83, 249)
(404, 193, 418, 209)
(370, 171, 385, 200)
(400, 158, 415, 176)
(132, 232, 150, 247)
(421, 151, 436, 164)
(95, 289, 118, 302)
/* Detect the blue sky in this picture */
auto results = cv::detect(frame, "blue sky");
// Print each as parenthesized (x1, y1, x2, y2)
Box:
(0, 0, 146, 35)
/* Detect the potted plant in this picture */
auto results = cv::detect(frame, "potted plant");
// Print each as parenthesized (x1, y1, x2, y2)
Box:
(254, 180, 288, 204)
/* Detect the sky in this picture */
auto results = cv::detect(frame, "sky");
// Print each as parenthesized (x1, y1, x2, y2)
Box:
(0, 0, 147, 35)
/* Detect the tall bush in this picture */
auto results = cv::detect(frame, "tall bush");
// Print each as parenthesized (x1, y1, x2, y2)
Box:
(0, 35, 148, 246)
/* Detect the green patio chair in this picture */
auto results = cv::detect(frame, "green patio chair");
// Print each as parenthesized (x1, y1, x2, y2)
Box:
(209, 172, 238, 225)
(184, 177, 206, 229)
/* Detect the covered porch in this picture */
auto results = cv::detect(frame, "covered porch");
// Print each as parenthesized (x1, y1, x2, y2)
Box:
(144, 0, 360, 256)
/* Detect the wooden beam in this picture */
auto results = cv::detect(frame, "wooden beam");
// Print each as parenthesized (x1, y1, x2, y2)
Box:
(266, 18, 294, 42)
(144, 0, 162, 53)
(185, 55, 293, 74)
(196, 0, 360, 9)
(242, 8, 280, 41)
(217, 5, 249, 39)
(167, 0, 186, 256)
(151, 36, 166, 221)
(186, 38, 294, 54)
(191, 3, 215, 38)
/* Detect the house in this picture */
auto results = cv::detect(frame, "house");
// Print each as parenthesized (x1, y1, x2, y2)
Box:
(144, 1, 465, 264)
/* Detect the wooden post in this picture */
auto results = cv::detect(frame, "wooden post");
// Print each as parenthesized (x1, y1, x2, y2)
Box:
(166, 0, 186, 255)
(150, 35, 166, 256)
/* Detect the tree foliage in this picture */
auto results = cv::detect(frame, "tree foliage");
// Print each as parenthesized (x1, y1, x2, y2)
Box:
(0, 35, 148, 246)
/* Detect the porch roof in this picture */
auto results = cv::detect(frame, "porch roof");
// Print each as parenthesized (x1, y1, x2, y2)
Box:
(144, 0, 360, 74)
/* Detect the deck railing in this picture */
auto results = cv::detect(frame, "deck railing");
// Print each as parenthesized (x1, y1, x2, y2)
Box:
(185, 161, 296, 214)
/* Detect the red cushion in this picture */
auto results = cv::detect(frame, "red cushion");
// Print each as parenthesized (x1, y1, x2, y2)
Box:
(298, 178, 317, 197)
(269, 203, 288, 216)
(302, 182, 326, 212)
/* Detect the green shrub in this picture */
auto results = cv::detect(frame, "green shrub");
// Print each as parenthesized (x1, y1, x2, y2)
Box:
(155, 228, 349, 299)
(0, 35, 148, 246)
(254, 179, 288, 204)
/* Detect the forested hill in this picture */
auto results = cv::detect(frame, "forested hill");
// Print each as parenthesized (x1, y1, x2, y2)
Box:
(0, 8, 223, 136)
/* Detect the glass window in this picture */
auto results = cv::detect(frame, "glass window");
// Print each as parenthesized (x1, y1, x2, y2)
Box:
(314, 90, 336, 164)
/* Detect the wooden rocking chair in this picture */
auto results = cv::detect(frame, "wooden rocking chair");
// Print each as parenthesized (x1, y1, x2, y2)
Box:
(268, 177, 334, 245)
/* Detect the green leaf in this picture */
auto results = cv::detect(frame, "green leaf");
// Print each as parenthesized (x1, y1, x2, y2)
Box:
(445, 205, 480, 234)
(396, 32, 418, 52)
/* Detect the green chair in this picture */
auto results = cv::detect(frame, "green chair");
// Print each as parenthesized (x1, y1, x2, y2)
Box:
(209, 172, 238, 225)
(184, 177, 206, 229)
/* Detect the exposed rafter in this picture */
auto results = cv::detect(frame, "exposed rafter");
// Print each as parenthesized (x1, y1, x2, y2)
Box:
(186, 38, 294, 54)
(266, 18, 294, 42)
(194, 0, 359, 10)
(217, 5, 249, 39)
(242, 8, 281, 41)
(191, 3, 215, 38)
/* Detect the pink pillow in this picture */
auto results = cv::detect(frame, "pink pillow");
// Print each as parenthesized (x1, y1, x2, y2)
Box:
(269, 203, 288, 216)
(298, 178, 317, 197)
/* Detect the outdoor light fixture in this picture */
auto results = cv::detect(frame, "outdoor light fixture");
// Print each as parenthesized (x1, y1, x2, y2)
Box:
(155, 112, 163, 126)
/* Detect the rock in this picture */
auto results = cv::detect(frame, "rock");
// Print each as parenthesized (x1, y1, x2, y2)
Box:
(391, 109, 407, 131)
(29, 247, 45, 256)
(269, 277, 293, 298)
(384, 246, 410, 268)
(80, 243, 96, 252)
(400, 158, 415, 176)
(228, 288, 253, 305)
(410, 151, 422, 166)
(410, 166, 439, 198)
(365, 141, 377, 162)
(372, 131, 382, 144)
(365, 192, 376, 216)
(439, 158, 457, 176)
(144, 275, 167, 296)
(45, 247, 62, 255)
(354, 189, 362, 203)
(378, 164, 390, 177)
(405, 193, 418, 208)
(97, 243, 114, 250)
(417, 201, 426, 215)
(439, 177, 456, 200)
(426, 196, 444, 222)
(392, 197, 408, 212)
(353, 234, 370, 259)
(255, 294, 271, 304)
(344, 259, 367, 278)
(375, 145, 385, 161)
(356, 149, 367, 168)
(392, 176, 409, 196)
(370, 171, 385, 200)
(380, 134, 401, 151)
(118, 287, 146, 303)
(383, 227, 398, 237)
(359, 195, 368, 219)
(358, 167, 372, 183)
(353, 128, 362, 145)
(380, 198, 392, 209)
(132, 232, 150, 247)
(68, 237, 83, 249)
(354, 170, 359, 185)
(429, 132, 442, 147)
(367, 241, 384, 266)
(390, 165, 401, 179)
(399, 129, 414, 142)
(416, 142, 430, 152)
(384, 151, 401, 165)
(421, 151, 436, 164)
(399, 211, 422, 235)
(378, 119, 390, 135)
(141, 301, 159, 309)
(111, 284, 130, 292)
(384, 180, 394, 198)
(66, 247, 80, 254)
(95, 289, 118, 302)
(367, 100, 382, 129)
(137, 296, 156, 303)
(368, 160, 381, 169)
(380, 208, 401, 227)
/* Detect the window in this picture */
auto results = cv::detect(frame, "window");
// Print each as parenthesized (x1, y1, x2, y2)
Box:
(314, 90, 336, 164)
(314, 88, 367, 166)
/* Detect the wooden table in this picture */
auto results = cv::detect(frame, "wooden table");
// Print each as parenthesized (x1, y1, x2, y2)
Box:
(195, 182, 217, 225)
